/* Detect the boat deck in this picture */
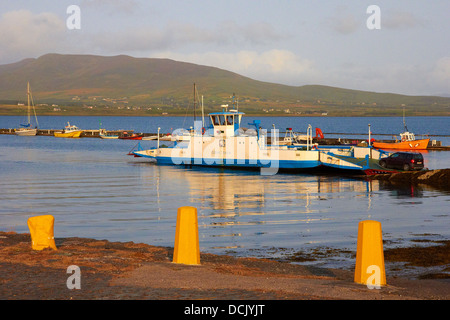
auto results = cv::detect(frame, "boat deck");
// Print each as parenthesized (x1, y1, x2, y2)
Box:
(320, 152, 397, 175)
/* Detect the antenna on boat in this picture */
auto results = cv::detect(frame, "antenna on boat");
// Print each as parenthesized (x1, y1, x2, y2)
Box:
(403, 107, 408, 132)
(193, 83, 196, 121)
(201, 95, 204, 129)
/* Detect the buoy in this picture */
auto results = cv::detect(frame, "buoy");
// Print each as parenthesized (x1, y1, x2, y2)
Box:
(27, 215, 57, 251)
(173, 206, 200, 265)
(354, 220, 386, 287)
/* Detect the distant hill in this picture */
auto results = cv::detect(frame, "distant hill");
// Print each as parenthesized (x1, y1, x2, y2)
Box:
(0, 53, 449, 116)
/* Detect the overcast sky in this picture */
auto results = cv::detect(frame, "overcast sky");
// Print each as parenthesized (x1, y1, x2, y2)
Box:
(1, 0, 449, 95)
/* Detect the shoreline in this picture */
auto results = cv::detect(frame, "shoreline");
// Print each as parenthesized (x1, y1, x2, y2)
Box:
(1, 108, 450, 118)
(366, 168, 450, 191)
(1, 231, 448, 300)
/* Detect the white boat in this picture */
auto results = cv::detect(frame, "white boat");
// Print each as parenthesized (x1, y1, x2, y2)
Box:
(99, 129, 119, 139)
(142, 136, 158, 140)
(15, 82, 39, 136)
(131, 102, 388, 175)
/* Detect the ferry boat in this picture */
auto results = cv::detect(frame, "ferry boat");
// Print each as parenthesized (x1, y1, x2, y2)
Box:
(131, 104, 390, 175)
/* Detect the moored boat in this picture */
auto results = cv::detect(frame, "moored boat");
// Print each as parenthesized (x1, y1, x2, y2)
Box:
(15, 82, 39, 136)
(54, 122, 83, 138)
(99, 129, 119, 139)
(372, 136, 429, 150)
(372, 109, 429, 150)
(131, 91, 388, 175)
(119, 132, 143, 140)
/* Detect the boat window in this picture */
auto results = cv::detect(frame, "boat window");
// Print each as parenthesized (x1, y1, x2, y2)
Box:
(219, 115, 226, 125)
(226, 115, 234, 125)
(211, 116, 219, 126)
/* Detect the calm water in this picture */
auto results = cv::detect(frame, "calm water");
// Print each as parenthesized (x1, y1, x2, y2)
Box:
(1, 115, 449, 276)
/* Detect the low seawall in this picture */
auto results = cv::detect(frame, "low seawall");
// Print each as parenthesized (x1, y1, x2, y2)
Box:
(367, 168, 450, 191)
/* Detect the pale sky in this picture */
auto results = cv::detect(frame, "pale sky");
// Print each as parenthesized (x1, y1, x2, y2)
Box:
(1, 0, 449, 95)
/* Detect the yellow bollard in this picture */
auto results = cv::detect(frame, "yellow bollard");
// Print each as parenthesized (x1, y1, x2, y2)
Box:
(354, 220, 386, 287)
(27, 215, 57, 251)
(173, 206, 200, 265)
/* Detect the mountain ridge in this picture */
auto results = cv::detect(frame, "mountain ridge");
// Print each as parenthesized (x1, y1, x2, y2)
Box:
(0, 53, 449, 116)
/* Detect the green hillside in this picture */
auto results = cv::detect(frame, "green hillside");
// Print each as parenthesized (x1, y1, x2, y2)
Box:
(0, 53, 449, 116)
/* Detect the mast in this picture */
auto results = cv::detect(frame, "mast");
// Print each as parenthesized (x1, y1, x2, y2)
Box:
(193, 83, 196, 120)
(403, 108, 408, 132)
(201, 95, 204, 129)
(27, 82, 31, 126)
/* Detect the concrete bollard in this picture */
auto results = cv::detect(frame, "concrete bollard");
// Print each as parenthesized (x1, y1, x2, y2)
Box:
(354, 220, 386, 287)
(27, 215, 57, 251)
(173, 206, 200, 265)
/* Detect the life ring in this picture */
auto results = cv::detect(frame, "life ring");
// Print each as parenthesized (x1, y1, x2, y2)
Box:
(202, 127, 205, 135)
(401, 136, 406, 142)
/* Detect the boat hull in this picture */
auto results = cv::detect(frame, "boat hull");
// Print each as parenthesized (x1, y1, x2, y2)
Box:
(54, 131, 83, 138)
(119, 137, 142, 140)
(134, 144, 322, 171)
(372, 139, 429, 150)
(15, 128, 37, 136)
(153, 156, 321, 170)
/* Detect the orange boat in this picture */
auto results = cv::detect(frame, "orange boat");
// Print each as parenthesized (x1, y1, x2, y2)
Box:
(372, 131, 429, 150)
(372, 110, 429, 150)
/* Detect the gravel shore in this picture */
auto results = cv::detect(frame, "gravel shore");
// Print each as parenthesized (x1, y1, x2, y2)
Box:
(0, 232, 448, 301)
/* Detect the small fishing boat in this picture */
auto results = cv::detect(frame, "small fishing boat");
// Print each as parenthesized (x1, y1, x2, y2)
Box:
(372, 110, 429, 150)
(372, 133, 429, 150)
(54, 122, 83, 138)
(99, 129, 119, 139)
(15, 82, 39, 136)
(119, 132, 143, 140)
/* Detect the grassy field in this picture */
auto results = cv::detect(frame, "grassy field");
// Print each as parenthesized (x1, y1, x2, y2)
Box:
(2, 102, 449, 117)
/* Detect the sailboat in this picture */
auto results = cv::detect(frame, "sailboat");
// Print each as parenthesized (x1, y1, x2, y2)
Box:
(15, 82, 39, 136)
(372, 109, 429, 150)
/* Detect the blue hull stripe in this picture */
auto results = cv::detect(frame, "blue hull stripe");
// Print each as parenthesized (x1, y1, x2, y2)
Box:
(147, 156, 321, 169)
(133, 153, 365, 171)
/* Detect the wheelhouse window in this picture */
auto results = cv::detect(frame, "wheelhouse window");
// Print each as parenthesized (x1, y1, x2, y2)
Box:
(211, 114, 237, 126)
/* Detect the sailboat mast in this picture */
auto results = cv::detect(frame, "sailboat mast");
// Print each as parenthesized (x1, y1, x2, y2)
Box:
(27, 82, 31, 125)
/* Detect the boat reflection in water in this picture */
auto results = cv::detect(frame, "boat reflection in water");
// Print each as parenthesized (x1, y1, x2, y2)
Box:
(137, 163, 385, 254)
(136, 162, 450, 278)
